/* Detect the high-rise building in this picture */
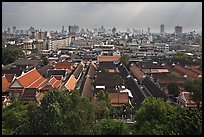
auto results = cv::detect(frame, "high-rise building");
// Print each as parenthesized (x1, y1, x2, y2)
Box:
(7, 27, 11, 33)
(99, 26, 105, 34)
(175, 26, 182, 34)
(112, 27, 117, 35)
(13, 26, 16, 34)
(160, 24, 165, 34)
(68, 25, 79, 34)
(148, 27, 150, 34)
(62, 26, 64, 33)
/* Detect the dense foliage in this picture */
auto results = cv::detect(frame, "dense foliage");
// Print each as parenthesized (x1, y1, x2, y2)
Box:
(133, 97, 202, 135)
(167, 82, 180, 97)
(183, 79, 202, 109)
(2, 90, 202, 135)
(120, 54, 130, 67)
(2, 47, 26, 65)
(173, 51, 193, 64)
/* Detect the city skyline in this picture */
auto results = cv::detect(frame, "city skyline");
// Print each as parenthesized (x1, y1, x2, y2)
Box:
(2, 2, 202, 33)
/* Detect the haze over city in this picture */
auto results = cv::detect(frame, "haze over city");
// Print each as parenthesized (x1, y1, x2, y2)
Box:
(2, 2, 202, 33)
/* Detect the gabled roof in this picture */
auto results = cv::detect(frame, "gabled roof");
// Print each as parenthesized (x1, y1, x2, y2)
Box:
(108, 92, 129, 106)
(142, 76, 168, 101)
(54, 61, 74, 70)
(2, 68, 23, 77)
(64, 75, 77, 92)
(87, 62, 96, 79)
(49, 77, 62, 89)
(81, 77, 93, 98)
(130, 64, 145, 81)
(14, 68, 47, 89)
(2, 75, 11, 92)
(47, 69, 66, 78)
(97, 56, 121, 62)
(174, 65, 198, 79)
(73, 61, 84, 79)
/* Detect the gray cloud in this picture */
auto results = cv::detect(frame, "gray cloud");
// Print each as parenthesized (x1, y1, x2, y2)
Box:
(2, 2, 202, 33)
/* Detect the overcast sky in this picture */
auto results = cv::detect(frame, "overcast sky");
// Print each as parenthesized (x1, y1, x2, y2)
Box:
(2, 2, 202, 33)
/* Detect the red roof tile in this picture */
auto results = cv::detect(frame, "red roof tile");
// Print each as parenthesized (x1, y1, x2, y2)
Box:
(55, 62, 74, 70)
(108, 92, 129, 106)
(130, 64, 144, 81)
(15, 68, 47, 89)
(97, 56, 121, 62)
(49, 77, 62, 89)
(2, 75, 11, 92)
(174, 65, 199, 79)
(64, 75, 77, 92)
(5, 74, 15, 83)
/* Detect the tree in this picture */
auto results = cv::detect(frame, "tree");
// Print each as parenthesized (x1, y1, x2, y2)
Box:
(40, 55, 49, 66)
(167, 72, 180, 78)
(132, 97, 202, 135)
(14, 89, 96, 135)
(120, 54, 130, 67)
(184, 79, 202, 109)
(2, 100, 31, 135)
(167, 82, 180, 97)
(174, 107, 202, 135)
(113, 75, 124, 87)
(93, 119, 131, 135)
(95, 90, 113, 119)
(2, 47, 26, 65)
(173, 51, 193, 63)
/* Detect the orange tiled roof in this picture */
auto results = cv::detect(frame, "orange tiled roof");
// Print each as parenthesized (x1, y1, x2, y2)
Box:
(179, 92, 197, 107)
(2, 75, 11, 92)
(55, 62, 74, 70)
(97, 56, 121, 62)
(16, 68, 47, 88)
(130, 64, 144, 81)
(191, 68, 202, 75)
(5, 74, 15, 83)
(108, 92, 129, 106)
(64, 75, 77, 92)
(174, 65, 199, 79)
(49, 77, 62, 89)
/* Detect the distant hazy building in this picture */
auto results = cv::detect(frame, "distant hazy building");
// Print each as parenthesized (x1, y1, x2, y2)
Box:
(148, 27, 150, 34)
(68, 25, 79, 34)
(62, 26, 65, 33)
(50, 38, 69, 51)
(13, 26, 16, 34)
(175, 26, 182, 34)
(99, 26, 105, 34)
(23, 38, 33, 50)
(112, 27, 117, 35)
(7, 27, 11, 34)
(160, 24, 165, 34)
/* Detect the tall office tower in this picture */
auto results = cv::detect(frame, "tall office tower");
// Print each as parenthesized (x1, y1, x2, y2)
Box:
(12, 26, 16, 34)
(7, 27, 11, 33)
(68, 25, 79, 34)
(112, 27, 117, 35)
(175, 26, 182, 34)
(62, 26, 64, 33)
(148, 27, 150, 34)
(160, 24, 165, 34)
(99, 26, 105, 33)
